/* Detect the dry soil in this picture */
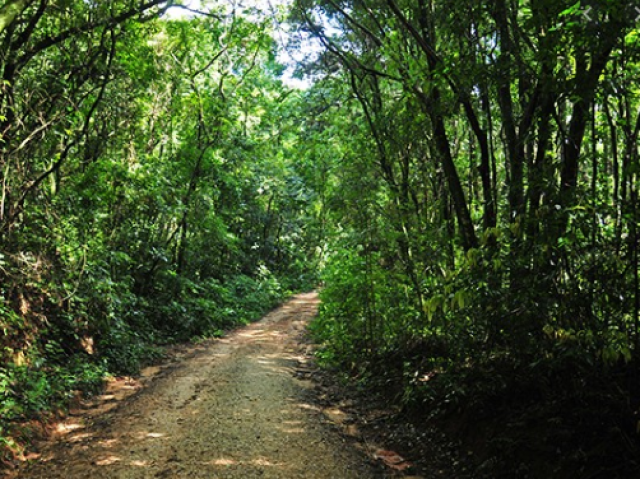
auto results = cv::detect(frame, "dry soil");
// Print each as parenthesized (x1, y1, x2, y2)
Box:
(15, 292, 391, 479)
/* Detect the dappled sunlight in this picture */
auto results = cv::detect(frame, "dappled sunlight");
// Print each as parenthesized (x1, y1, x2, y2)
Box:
(97, 438, 120, 448)
(12, 293, 372, 478)
(98, 428, 170, 447)
(297, 402, 321, 412)
(256, 358, 276, 365)
(238, 329, 286, 343)
(246, 353, 297, 376)
(208, 457, 238, 466)
(202, 456, 287, 468)
(95, 455, 122, 466)
(132, 431, 168, 439)
(282, 420, 304, 425)
(68, 432, 93, 443)
(279, 426, 306, 433)
(56, 422, 84, 434)
(14, 450, 43, 464)
(257, 364, 295, 375)
(323, 407, 350, 425)
(285, 296, 321, 308)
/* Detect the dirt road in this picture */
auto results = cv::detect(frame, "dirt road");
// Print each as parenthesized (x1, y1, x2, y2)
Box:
(17, 293, 387, 478)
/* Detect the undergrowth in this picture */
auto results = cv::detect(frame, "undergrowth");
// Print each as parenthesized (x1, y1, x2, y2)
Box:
(312, 328, 640, 478)
(311, 242, 640, 478)
(0, 270, 298, 467)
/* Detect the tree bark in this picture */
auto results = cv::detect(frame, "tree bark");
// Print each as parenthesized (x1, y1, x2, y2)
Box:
(0, 0, 33, 36)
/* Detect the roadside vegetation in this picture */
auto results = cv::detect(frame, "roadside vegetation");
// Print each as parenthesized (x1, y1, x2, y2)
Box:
(295, 0, 640, 476)
(0, 0, 321, 462)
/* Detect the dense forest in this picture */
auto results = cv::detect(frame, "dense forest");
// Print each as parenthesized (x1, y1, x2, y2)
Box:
(0, 0, 323, 459)
(2, 0, 640, 477)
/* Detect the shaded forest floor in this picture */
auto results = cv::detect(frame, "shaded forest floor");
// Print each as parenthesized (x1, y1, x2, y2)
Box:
(323, 345, 640, 479)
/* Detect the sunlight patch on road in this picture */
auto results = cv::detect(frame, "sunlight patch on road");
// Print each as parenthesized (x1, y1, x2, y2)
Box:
(297, 402, 321, 412)
(208, 457, 238, 466)
(68, 432, 93, 443)
(280, 427, 306, 433)
(204, 456, 286, 467)
(55, 422, 84, 434)
(97, 438, 119, 448)
(131, 431, 169, 440)
(95, 455, 121, 466)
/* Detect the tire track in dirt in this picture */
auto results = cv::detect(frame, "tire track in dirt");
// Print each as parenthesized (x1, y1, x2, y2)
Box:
(16, 292, 389, 478)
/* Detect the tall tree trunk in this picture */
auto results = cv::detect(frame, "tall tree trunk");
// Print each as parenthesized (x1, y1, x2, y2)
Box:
(557, 36, 619, 236)
(493, 0, 525, 222)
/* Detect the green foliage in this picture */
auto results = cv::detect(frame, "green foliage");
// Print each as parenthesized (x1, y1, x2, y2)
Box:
(293, 0, 640, 473)
(6, 0, 638, 474)
(0, 1, 323, 456)
(0, 353, 106, 428)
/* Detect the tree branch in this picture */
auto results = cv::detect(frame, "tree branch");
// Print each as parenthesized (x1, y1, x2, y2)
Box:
(0, 0, 34, 36)
(16, 0, 171, 69)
